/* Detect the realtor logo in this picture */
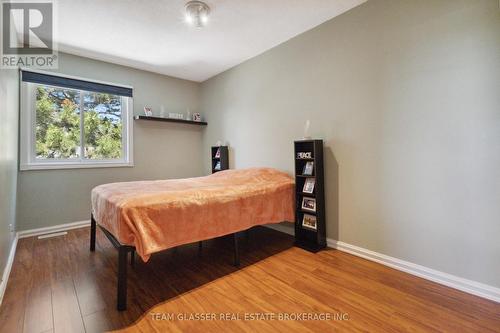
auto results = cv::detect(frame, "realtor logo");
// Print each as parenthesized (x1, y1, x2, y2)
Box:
(1, 0, 57, 68)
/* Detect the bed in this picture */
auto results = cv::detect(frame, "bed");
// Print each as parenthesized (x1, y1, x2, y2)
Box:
(90, 167, 295, 310)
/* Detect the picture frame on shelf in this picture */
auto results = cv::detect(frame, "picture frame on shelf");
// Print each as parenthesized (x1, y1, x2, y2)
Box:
(143, 107, 153, 116)
(301, 197, 316, 212)
(303, 178, 315, 194)
(302, 161, 314, 176)
(302, 214, 317, 231)
(193, 113, 202, 122)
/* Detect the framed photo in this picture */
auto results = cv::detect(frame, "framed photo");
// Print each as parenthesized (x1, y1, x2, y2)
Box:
(193, 113, 201, 122)
(297, 152, 312, 159)
(302, 214, 317, 231)
(301, 197, 316, 212)
(143, 107, 153, 116)
(302, 161, 314, 176)
(303, 178, 315, 194)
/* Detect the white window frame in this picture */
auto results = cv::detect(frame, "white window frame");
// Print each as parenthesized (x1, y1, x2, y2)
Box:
(20, 70, 134, 170)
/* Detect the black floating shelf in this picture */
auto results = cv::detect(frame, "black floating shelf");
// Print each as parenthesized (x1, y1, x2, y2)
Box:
(134, 115, 207, 126)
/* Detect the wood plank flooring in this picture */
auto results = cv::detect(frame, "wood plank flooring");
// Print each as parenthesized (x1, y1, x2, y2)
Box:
(0, 226, 499, 332)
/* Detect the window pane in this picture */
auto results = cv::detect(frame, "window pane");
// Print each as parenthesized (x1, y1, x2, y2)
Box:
(83, 92, 123, 159)
(35, 86, 81, 159)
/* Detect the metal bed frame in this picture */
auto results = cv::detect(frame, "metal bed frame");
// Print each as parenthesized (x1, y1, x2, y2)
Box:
(89, 214, 243, 311)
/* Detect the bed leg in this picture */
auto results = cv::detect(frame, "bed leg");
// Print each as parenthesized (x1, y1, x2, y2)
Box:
(117, 246, 128, 311)
(198, 241, 203, 257)
(233, 233, 240, 267)
(90, 215, 96, 252)
(130, 250, 135, 267)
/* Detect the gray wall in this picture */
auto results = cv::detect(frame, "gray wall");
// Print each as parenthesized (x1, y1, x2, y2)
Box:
(0, 67, 19, 280)
(17, 53, 204, 230)
(201, 0, 500, 287)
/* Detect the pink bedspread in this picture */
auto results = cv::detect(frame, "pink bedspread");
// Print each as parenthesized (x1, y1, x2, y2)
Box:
(91, 168, 295, 261)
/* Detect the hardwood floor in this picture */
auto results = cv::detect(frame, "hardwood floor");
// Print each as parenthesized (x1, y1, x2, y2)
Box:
(0, 227, 499, 333)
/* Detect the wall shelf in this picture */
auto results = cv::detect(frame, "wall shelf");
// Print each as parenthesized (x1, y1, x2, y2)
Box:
(134, 115, 207, 126)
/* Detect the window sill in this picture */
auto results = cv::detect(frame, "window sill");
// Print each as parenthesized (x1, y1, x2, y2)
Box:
(20, 162, 134, 171)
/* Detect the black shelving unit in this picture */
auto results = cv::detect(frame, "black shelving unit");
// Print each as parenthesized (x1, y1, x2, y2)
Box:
(294, 140, 326, 252)
(134, 115, 207, 126)
(211, 146, 229, 173)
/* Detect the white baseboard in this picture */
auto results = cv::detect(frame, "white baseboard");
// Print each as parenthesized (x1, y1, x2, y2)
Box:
(329, 240, 500, 304)
(0, 235, 18, 307)
(265, 225, 500, 304)
(17, 220, 90, 239)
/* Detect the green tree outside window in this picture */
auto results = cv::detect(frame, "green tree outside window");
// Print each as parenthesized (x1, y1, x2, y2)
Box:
(35, 86, 123, 160)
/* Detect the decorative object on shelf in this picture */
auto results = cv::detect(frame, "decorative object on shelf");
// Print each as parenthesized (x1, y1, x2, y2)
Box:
(301, 197, 316, 212)
(302, 214, 317, 231)
(160, 105, 166, 118)
(144, 107, 153, 116)
(303, 120, 312, 140)
(186, 108, 191, 121)
(294, 139, 326, 252)
(211, 146, 228, 173)
(303, 178, 315, 194)
(297, 151, 312, 159)
(168, 112, 184, 120)
(193, 112, 202, 122)
(133, 115, 207, 126)
(302, 161, 314, 176)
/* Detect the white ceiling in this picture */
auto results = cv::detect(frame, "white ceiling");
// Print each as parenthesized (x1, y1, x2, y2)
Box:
(55, 0, 366, 82)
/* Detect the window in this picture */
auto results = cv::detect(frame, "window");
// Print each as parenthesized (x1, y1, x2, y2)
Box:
(20, 70, 133, 170)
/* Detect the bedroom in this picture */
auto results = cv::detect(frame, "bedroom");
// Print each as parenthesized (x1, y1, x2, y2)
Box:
(0, 0, 499, 332)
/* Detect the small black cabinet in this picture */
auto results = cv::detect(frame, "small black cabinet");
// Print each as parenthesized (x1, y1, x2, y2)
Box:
(211, 146, 229, 173)
(294, 140, 326, 252)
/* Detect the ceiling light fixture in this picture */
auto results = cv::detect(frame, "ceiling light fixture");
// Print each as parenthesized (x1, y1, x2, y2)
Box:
(185, 1, 210, 28)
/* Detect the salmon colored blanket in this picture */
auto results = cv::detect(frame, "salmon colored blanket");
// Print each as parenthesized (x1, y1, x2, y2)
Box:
(91, 167, 295, 261)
